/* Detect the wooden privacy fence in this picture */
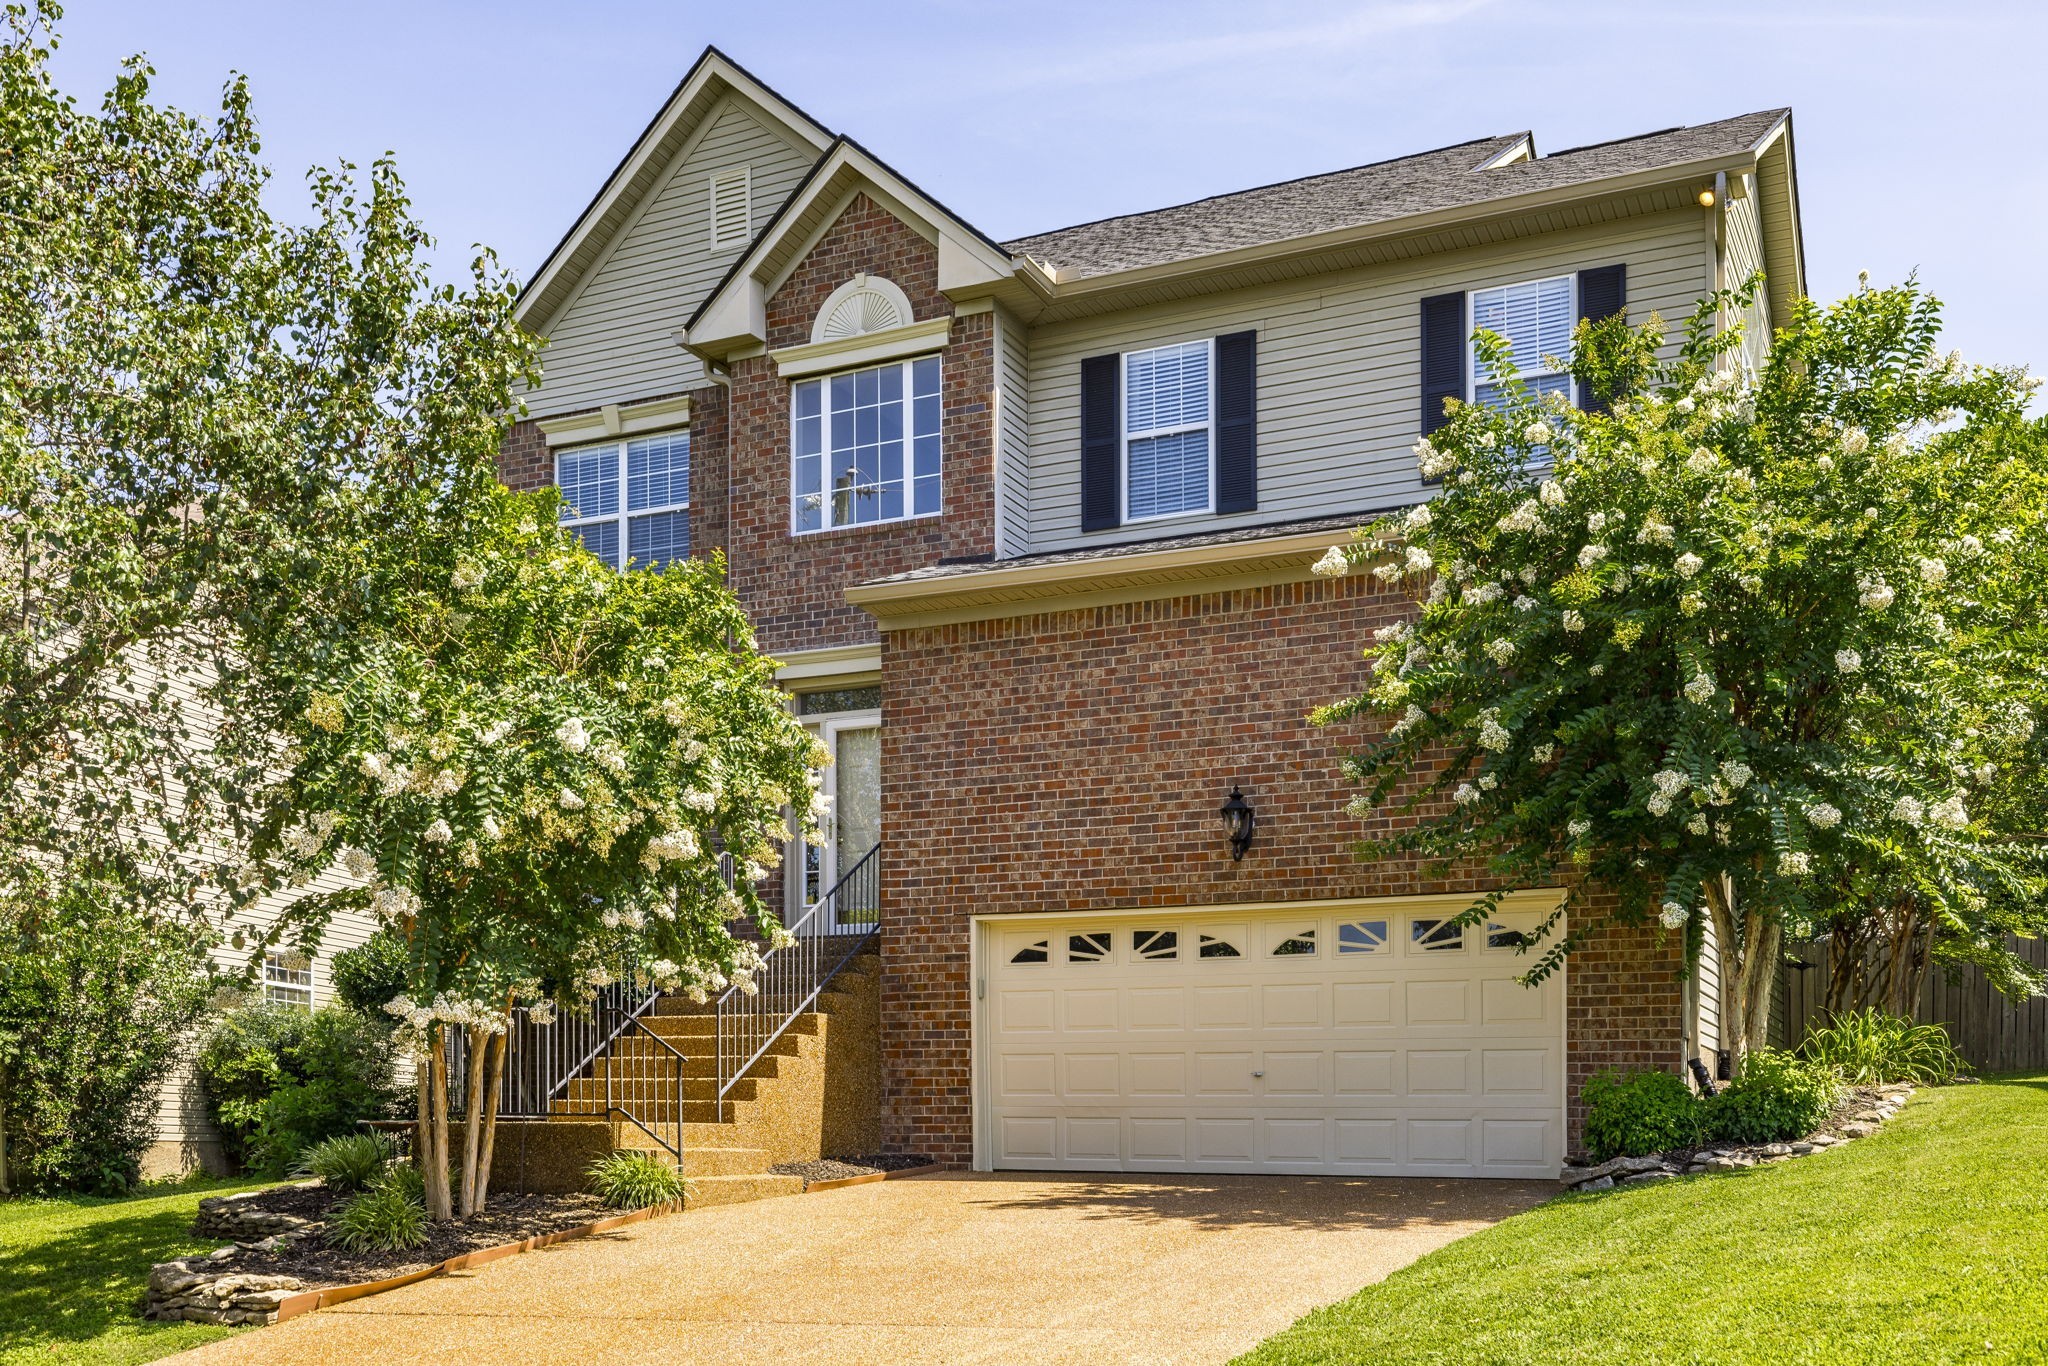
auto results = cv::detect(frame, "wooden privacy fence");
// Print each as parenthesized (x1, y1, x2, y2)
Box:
(1773, 935, 2048, 1073)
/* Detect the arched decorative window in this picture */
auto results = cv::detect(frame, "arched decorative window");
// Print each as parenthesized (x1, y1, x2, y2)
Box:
(811, 273, 915, 345)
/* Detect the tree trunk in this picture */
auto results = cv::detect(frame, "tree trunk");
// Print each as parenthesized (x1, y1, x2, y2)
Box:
(458, 1025, 489, 1217)
(472, 1029, 507, 1213)
(1705, 873, 1780, 1071)
(420, 1024, 453, 1222)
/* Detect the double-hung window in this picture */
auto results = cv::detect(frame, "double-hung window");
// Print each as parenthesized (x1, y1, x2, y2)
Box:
(263, 952, 313, 1010)
(1123, 340, 1213, 521)
(1470, 275, 1575, 409)
(556, 431, 690, 570)
(791, 356, 941, 532)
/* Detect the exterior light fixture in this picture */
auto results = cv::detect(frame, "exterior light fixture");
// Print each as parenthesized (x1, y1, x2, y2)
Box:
(1219, 786, 1256, 861)
(1696, 186, 1717, 208)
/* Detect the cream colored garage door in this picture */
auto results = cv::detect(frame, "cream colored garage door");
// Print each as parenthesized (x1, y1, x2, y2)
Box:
(982, 897, 1564, 1178)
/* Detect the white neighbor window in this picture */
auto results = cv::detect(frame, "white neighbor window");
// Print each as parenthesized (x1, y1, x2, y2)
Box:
(709, 166, 751, 248)
(791, 357, 942, 532)
(556, 433, 690, 570)
(1124, 339, 1213, 521)
(264, 952, 313, 1010)
(1470, 274, 1575, 409)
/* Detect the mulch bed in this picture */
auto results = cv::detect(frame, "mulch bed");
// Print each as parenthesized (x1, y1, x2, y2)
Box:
(769, 1154, 935, 1183)
(208, 1183, 614, 1291)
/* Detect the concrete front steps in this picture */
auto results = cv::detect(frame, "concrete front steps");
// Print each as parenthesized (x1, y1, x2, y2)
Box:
(554, 950, 880, 1213)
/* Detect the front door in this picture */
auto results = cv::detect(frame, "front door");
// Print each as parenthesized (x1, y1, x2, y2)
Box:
(796, 715, 880, 934)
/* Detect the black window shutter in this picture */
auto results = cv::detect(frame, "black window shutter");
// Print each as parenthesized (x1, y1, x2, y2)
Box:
(1577, 263, 1627, 413)
(1419, 291, 1466, 437)
(1214, 330, 1257, 514)
(1080, 353, 1121, 531)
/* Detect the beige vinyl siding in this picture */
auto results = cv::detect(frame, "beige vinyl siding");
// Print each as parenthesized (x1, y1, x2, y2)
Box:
(1693, 913, 1723, 1062)
(1020, 209, 1713, 554)
(523, 100, 818, 419)
(1721, 184, 1771, 372)
(994, 306, 1031, 558)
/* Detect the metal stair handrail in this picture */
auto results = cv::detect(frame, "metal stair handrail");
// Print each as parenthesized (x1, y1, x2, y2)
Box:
(714, 842, 881, 1104)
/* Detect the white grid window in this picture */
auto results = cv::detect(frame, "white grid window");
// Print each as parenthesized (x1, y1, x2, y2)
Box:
(264, 952, 313, 1010)
(1470, 275, 1575, 410)
(1124, 340, 1212, 521)
(709, 166, 751, 248)
(556, 432, 690, 570)
(792, 357, 941, 532)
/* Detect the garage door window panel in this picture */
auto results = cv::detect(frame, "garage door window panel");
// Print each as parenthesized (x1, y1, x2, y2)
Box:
(1338, 919, 1389, 954)
(1133, 929, 1179, 961)
(1269, 926, 1318, 957)
(1009, 937, 1050, 965)
(1411, 918, 1466, 952)
(1197, 928, 1244, 959)
(1067, 932, 1112, 964)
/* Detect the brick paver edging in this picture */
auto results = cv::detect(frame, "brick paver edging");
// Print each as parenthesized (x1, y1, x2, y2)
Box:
(271, 1200, 687, 1323)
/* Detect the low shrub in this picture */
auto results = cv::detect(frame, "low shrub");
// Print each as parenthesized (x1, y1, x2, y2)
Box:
(1800, 1009, 1970, 1085)
(1581, 1068, 1706, 1162)
(327, 1176, 429, 1252)
(296, 1132, 393, 1192)
(379, 1161, 427, 1205)
(586, 1150, 686, 1209)
(195, 1004, 401, 1174)
(1708, 1048, 1842, 1145)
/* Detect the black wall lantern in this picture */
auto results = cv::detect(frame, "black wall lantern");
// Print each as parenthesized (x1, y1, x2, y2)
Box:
(1219, 786, 1256, 861)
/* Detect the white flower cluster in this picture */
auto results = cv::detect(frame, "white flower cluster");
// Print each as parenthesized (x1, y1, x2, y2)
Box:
(1680, 593, 1704, 617)
(1858, 575, 1896, 611)
(371, 884, 422, 921)
(1463, 582, 1505, 606)
(481, 717, 515, 745)
(1524, 421, 1555, 446)
(451, 563, 484, 590)
(1891, 795, 1924, 826)
(1538, 478, 1567, 507)
(683, 787, 717, 812)
(1477, 710, 1511, 752)
(1414, 438, 1457, 479)
(1312, 546, 1351, 578)
(555, 717, 591, 753)
(1453, 783, 1481, 806)
(1840, 426, 1870, 457)
(1512, 595, 1538, 613)
(359, 752, 411, 798)
(1635, 518, 1675, 546)
(1567, 818, 1592, 838)
(1685, 447, 1717, 474)
(1497, 500, 1546, 535)
(1683, 671, 1718, 704)
(1389, 703, 1427, 738)
(423, 818, 453, 844)
(1916, 556, 1948, 586)
(1483, 638, 1516, 666)
(1402, 503, 1433, 533)
(1531, 742, 1555, 763)
(1720, 759, 1753, 789)
(642, 826, 701, 870)
(1806, 803, 1842, 829)
(1578, 544, 1609, 569)
(340, 845, 377, 881)
(1406, 546, 1434, 573)
(1929, 794, 1969, 830)
(282, 811, 340, 859)
(558, 787, 587, 811)
(1374, 620, 1413, 646)
(1674, 552, 1704, 579)
(1779, 851, 1812, 877)
(1561, 610, 1585, 634)
(1835, 649, 1862, 674)
(1659, 901, 1691, 929)
(1737, 573, 1762, 594)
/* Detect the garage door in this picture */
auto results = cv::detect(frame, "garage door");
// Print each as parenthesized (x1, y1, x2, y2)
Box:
(982, 899, 1564, 1178)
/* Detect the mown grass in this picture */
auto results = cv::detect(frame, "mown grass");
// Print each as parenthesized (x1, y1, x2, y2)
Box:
(1238, 1074, 2048, 1365)
(0, 1174, 268, 1365)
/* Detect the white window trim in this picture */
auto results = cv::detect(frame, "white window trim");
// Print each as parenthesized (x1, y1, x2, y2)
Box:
(789, 358, 942, 536)
(263, 952, 314, 1010)
(1467, 274, 1577, 405)
(556, 430, 690, 570)
(1121, 337, 1216, 525)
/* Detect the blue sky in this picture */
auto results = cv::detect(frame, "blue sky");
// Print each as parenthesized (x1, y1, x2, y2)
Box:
(46, 1, 2048, 376)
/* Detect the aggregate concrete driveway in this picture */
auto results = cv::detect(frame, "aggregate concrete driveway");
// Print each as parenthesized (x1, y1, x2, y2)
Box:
(170, 1171, 1552, 1366)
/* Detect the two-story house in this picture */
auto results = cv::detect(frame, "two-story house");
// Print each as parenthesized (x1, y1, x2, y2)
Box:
(501, 48, 1803, 1178)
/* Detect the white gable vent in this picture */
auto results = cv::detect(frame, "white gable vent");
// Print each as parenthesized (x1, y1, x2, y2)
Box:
(812, 273, 914, 344)
(709, 166, 751, 249)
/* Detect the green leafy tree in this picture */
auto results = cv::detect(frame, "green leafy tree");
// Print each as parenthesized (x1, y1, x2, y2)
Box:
(0, 3, 537, 930)
(238, 486, 824, 1220)
(1314, 278, 2047, 1064)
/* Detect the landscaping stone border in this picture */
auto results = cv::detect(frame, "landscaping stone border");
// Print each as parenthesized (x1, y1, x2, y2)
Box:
(1559, 1083, 1916, 1191)
(144, 1199, 686, 1328)
(801, 1161, 941, 1193)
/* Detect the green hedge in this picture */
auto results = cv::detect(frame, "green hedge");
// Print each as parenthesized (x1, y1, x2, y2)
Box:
(195, 1004, 402, 1175)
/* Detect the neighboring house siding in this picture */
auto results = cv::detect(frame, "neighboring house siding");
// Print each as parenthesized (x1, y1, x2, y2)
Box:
(1020, 208, 1713, 554)
(1721, 184, 1771, 373)
(522, 99, 818, 420)
(876, 574, 1684, 1164)
(993, 306, 1031, 560)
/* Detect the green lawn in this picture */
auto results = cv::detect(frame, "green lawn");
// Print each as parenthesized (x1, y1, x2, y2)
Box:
(1239, 1074, 2048, 1366)
(0, 1175, 269, 1365)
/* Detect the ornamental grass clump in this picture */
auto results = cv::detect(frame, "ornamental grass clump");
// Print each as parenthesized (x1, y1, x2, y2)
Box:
(296, 1131, 394, 1192)
(1313, 274, 2048, 1066)
(586, 1150, 686, 1209)
(1801, 1008, 1970, 1085)
(327, 1173, 430, 1252)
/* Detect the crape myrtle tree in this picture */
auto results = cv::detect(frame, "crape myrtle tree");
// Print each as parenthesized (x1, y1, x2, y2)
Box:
(1311, 277, 2048, 1066)
(238, 486, 826, 1221)
(0, 1, 536, 933)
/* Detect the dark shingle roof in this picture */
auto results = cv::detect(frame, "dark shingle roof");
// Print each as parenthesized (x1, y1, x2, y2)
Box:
(1003, 109, 1788, 278)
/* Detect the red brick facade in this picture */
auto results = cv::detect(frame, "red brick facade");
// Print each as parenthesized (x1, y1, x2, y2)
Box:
(875, 574, 1685, 1164)
(723, 194, 996, 656)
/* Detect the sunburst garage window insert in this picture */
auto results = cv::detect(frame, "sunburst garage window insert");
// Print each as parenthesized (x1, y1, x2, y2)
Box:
(1470, 275, 1574, 409)
(792, 356, 941, 532)
(556, 432, 690, 570)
